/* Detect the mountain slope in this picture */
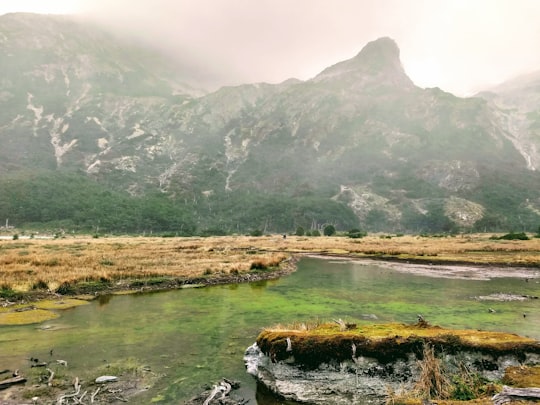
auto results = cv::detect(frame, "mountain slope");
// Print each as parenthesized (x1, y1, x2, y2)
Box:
(1, 14, 539, 234)
(477, 71, 540, 170)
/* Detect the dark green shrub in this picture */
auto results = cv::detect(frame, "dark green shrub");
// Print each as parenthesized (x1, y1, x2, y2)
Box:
(0, 284, 22, 300)
(56, 281, 76, 295)
(495, 232, 530, 241)
(311, 229, 321, 237)
(250, 260, 268, 271)
(323, 224, 336, 236)
(348, 229, 366, 238)
(295, 226, 305, 236)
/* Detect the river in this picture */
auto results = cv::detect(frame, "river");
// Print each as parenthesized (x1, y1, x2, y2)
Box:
(1, 257, 539, 403)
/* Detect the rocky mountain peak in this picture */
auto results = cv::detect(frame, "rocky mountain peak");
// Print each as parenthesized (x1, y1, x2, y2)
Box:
(313, 37, 413, 89)
(352, 37, 401, 70)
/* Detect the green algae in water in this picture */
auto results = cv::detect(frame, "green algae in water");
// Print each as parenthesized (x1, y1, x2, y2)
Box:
(0, 308, 59, 325)
(0, 257, 538, 404)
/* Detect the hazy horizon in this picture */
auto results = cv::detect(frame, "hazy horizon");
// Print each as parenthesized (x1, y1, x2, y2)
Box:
(1, 0, 540, 96)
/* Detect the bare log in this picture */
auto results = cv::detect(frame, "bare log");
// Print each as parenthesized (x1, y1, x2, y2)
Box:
(492, 386, 540, 405)
(0, 375, 26, 389)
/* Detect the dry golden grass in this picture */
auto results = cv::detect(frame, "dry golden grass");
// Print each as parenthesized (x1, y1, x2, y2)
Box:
(0, 236, 288, 292)
(0, 233, 539, 294)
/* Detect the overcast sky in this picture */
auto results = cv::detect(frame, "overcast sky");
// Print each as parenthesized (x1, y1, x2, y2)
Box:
(1, 0, 540, 95)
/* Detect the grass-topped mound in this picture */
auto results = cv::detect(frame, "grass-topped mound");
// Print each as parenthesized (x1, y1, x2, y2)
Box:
(256, 320, 540, 369)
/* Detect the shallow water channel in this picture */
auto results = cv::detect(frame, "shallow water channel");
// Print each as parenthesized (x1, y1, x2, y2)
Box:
(1, 257, 539, 403)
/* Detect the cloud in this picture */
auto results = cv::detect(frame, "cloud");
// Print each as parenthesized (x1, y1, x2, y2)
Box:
(3, 0, 540, 95)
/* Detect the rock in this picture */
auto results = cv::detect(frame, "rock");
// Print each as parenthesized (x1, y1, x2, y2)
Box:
(95, 375, 118, 384)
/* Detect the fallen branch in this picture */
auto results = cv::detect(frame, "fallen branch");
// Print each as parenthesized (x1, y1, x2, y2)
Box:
(202, 384, 221, 405)
(46, 368, 55, 386)
(56, 377, 81, 404)
(90, 387, 100, 403)
(75, 390, 87, 404)
(492, 386, 540, 405)
(0, 375, 26, 389)
(220, 381, 232, 398)
(202, 379, 234, 405)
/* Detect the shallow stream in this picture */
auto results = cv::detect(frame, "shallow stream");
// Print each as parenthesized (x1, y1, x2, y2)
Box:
(1, 257, 539, 403)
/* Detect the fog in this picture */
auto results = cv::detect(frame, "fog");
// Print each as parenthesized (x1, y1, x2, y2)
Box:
(1, 0, 540, 95)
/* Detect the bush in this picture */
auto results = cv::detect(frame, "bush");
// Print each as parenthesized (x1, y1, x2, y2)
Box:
(250, 260, 268, 271)
(348, 228, 366, 239)
(295, 226, 305, 236)
(492, 232, 530, 241)
(250, 229, 263, 237)
(311, 229, 321, 237)
(56, 281, 76, 295)
(0, 284, 22, 300)
(323, 224, 336, 236)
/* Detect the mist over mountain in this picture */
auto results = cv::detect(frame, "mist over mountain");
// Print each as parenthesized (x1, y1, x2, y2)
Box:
(1, 13, 539, 235)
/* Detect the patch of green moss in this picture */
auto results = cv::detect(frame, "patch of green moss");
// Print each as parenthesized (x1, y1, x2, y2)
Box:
(34, 298, 89, 310)
(0, 308, 59, 325)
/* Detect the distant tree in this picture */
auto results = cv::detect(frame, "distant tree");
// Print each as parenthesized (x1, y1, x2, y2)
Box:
(295, 226, 305, 236)
(311, 229, 321, 237)
(250, 229, 263, 237)
(323, 224, 336, 236)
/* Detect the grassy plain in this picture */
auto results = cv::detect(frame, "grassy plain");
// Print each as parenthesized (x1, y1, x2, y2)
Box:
(0, 233, 539, 297)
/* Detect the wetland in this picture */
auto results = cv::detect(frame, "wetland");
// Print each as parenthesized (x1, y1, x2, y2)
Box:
(0, 234, 539, 403)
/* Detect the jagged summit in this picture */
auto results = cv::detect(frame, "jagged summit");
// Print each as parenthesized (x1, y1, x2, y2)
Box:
(352, 37, 401, 70)
(313, 37, 413, 88)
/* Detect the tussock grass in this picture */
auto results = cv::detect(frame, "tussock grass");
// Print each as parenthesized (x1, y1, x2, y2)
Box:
(0, 234, 538, 295)
(413, 344, 452, 400)
(0, 236, 290, 293)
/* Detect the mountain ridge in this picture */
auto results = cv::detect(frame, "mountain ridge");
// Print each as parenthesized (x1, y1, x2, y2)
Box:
(0, 13, 539, 234)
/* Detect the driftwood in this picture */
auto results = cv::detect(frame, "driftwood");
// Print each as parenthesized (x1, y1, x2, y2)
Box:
(492, 386, 540, 405)
(0, 375, 26, 389)
(188, 378, 244, 405)
(90, 387, 101, 403)
(46, 368, 55, 386)
(56, 377, 81, 404)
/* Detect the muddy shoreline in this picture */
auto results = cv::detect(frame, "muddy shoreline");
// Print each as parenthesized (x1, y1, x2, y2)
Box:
(306, 253, 540, 281)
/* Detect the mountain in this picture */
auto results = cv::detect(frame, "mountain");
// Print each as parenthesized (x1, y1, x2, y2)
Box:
(1, 13, 539, 235)
(476, 71, 540, 171)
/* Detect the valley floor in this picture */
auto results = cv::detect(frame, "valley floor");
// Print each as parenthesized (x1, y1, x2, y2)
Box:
(1, 233, 539, 310)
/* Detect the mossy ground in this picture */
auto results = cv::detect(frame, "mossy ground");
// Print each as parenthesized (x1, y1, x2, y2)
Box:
(257, 322, 540, 403)
(258, 322, 540, 367)
(0, 298, 89, 325)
